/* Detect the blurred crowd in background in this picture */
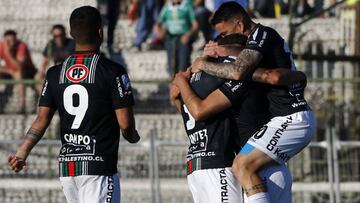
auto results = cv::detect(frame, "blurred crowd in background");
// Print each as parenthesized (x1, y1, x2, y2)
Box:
(0, 0, 355, 115)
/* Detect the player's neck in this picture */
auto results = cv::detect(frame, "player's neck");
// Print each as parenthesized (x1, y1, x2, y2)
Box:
(75, 44, 99, 52)
(244, 22, 257, 37)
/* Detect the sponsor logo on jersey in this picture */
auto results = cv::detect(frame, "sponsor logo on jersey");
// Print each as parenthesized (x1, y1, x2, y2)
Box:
(115, 77, 124, 97)
(253, 126, 268, 139)
(121, 74, 131, 91)
(190, 72, 202, 83)
(60, 134, 97, 157)
(41, 80, 48, 96)
(188, 129, 208, 153)
(231, 82, 243, 92)
(266, 116, 292, 162)
(219, 169, 229, 203)
(64, 134, 91, 145)
(259, 31, 267, 47)
(106, 175, 115, 202)
(66, 64, 89, 83)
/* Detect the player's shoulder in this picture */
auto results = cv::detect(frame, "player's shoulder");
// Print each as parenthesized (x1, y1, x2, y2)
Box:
(98, 55, 128, 75)
(46, 64, 62, 77)
(256, 24, 283, 40)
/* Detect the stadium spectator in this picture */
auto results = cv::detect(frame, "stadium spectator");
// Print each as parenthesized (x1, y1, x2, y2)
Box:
(193, 0, 214, 43)
(97, 0, 120, 53)
(155, 0, 199, 77)
(0, 30, 37, 113)
(253, 0, 275, 18)
(35, 24, 74, 93)
(294, 0, 314, 17)
(215, 0, 249, 10)
(132, 0, 162, 51)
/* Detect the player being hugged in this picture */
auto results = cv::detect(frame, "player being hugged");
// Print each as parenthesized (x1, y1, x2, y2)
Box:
(8, 6, 140, 203)
(172, 34, 307, 203)
(191, 2, 316, 203)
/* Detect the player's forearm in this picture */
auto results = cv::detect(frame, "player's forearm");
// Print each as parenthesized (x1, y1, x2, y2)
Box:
(179, 82, 205, 120)
(253, 68, 307, 86)
(171, 97, 182, 112)
(201, 49, 262, 81)
(16, 108, 54, 159)
(116, 108, 140, 143)
(201, 60, 246, 80)
(16, 128, 45, 160)
(121, 120, 140, 144)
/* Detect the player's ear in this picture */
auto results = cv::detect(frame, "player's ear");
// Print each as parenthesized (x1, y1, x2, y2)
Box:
(236, 21, 245, 35)
(98, 28, 103, 44)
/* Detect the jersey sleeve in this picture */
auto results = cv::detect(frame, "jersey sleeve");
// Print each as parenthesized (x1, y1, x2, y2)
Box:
(38, 70, 57, 109)
(245, 26, 273, 54)
(218, 80, 248, 104)
(111, 71, 135, 109)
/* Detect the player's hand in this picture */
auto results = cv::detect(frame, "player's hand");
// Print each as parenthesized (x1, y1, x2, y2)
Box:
(169, 82, 181, 107)
(203, 41, 218, 57)
(173, 71, 190, 87)
(8, 155, 27, 173)
(123, 130, 140, 144)
(191, 57, 206, 73)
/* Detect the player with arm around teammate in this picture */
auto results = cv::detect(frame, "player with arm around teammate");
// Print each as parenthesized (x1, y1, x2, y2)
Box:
(171, 34, 306, 203)
(190, 3, 316, 203)
(8, 6, 140, 203)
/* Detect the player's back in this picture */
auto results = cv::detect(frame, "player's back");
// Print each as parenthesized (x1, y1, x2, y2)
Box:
(40, 51, 134, 176)
(246, 24, 310, 117)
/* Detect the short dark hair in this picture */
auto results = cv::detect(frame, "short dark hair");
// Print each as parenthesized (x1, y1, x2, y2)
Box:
(69, 6, 102, 45)
(52, 24, 66, 34)
(216, 33, 247, 46)
(4, 30, 17, 37)
(211, 2, 251, 28)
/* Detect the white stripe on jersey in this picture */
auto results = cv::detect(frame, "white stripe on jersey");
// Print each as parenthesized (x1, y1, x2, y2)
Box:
(59, 57, 71, 84)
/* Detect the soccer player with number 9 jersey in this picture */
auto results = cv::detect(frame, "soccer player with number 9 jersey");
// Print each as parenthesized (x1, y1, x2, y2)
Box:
(8, 6, 140, 203)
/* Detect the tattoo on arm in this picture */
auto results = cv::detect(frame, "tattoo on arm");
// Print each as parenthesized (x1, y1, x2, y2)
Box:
(202, 49, 263, 80)
(244, 183, 267, 195)
(25, 128, 44, 144)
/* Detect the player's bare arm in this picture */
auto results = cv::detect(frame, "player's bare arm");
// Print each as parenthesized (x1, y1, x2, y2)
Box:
(192, 49, 263, 81)
(253, 68, 307, 86)
(8, 106, 55, 172)
(172, 72, 231, 121)
(115, 108, 140, 144)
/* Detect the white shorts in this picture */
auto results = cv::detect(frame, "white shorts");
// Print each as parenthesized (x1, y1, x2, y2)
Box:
(60, 174, 120, 203)
(187, 167, 243, 203)
(244, 163, 293, 203)
(243, 110, 316, 164)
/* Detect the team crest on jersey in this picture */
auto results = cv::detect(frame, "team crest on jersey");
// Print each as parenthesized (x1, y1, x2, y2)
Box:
(121, 74, 131, 90)
(66, 64, 89, 83)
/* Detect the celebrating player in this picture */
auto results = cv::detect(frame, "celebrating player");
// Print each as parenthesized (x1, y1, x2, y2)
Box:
(171, 34, 306, 203)
(191, 2, 316, 203)
(8, 6, 140, 203)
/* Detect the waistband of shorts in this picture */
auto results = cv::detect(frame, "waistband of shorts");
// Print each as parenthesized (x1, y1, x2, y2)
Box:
(59, 161, 117, 177)
(187, 158, 233, 175)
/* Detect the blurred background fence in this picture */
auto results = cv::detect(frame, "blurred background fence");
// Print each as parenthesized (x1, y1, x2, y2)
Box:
(0, 0, 360, 203)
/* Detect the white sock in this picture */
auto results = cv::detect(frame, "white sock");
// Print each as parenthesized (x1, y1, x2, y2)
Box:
(247, 192, 271, 203)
